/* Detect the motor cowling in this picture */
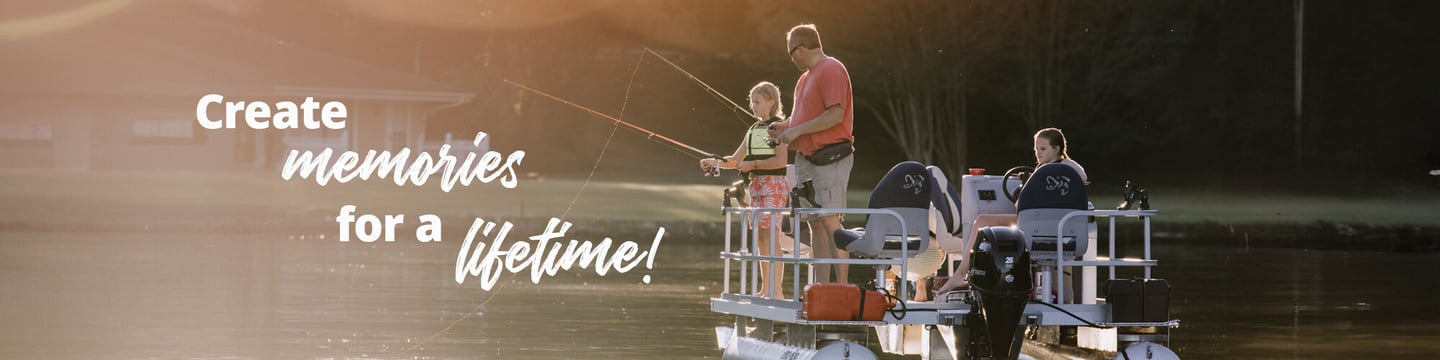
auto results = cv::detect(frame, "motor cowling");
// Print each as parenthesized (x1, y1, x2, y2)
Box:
(968, 226, 1034, 359)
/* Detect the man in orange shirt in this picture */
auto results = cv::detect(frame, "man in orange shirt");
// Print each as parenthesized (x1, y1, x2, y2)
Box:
(770, 24, 855, 284)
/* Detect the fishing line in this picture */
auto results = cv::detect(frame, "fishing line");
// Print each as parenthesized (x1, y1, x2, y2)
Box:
(507, 49, 760, 160)
(464, 83, 501, 130)
(390, 90, 510, 357)
(562, 51, 646, 220)
(393, 51, 649, 358)
(504, 80, 721, 160)
(643, 47, 756, 128)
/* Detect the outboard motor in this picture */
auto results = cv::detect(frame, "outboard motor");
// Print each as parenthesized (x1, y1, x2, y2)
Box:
(965, 226, 1034, 360)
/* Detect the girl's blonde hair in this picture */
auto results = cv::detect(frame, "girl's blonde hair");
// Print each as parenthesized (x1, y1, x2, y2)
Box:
(749, 81, 785, 120)
(1034, 127, 1071, 161)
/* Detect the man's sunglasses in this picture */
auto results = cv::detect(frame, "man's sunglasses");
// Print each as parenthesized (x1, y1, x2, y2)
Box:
(789, 45, 803, 56)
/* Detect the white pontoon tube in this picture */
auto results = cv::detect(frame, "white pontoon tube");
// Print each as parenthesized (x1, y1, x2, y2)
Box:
(716, 326, 877, 360)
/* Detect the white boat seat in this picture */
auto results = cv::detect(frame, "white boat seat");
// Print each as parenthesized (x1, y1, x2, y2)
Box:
(927, 165, 963, 238)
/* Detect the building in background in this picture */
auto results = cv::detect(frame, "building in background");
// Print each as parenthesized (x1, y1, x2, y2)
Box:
(0, 3, 472, 171)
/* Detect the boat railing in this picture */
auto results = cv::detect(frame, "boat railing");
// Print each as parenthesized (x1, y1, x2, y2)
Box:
(1047, 209, 1161, 305)
(720, 206, 917, 303)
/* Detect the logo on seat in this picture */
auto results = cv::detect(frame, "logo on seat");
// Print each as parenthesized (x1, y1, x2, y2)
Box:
(1045, 176, 1072, 196)
(903, 174, 925, 195)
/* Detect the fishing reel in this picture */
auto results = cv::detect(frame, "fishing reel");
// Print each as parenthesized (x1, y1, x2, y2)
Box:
(700, 157, 724, 177)
(790, 178, 820, 208)
(763, 123, 784, 148)
(1117, 180, 1150, 210)
(721, 179, 748, 212)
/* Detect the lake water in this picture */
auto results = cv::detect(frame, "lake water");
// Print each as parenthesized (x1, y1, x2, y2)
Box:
(2, 230, 1437, 359)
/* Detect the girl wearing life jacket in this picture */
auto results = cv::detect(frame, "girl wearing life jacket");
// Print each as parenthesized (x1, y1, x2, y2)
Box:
(700, 82, 791, 299)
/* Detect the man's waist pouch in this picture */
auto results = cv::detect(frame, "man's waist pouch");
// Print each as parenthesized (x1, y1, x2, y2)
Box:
(805, 140, 853, 166)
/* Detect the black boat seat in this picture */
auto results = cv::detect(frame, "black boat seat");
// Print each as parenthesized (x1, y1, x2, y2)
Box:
(833, 161, 932, 258)
(1015, 163, 1090, 260)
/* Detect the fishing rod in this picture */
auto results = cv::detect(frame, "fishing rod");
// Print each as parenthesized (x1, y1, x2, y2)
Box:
(643, 47, 756, 127)
(503, 79, 727, 175)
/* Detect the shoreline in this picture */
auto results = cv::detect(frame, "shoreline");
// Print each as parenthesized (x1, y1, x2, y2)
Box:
(4, 210, 1436, 254)
(4, 169, 1438, 253)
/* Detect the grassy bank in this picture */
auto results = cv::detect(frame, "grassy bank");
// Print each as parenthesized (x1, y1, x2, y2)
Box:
(0, 169, 727, 226)
(4, 169, 1440, 231)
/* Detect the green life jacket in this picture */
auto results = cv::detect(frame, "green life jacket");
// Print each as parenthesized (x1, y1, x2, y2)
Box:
(744, 117, 785, 176)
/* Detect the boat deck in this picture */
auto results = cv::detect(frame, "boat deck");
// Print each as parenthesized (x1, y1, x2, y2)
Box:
(712, 206, 1179, 356)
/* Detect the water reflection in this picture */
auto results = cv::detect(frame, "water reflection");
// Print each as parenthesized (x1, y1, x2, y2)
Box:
(1, 231, 1437, 359)
(0, 232, 709, 359)
(1160, 243, 1440, 359)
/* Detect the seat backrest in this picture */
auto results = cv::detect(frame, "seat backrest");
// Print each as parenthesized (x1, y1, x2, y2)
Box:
(849, 161, 931, 257)
(926, 166, 966, 252)
(1016, 163, 1089, 259)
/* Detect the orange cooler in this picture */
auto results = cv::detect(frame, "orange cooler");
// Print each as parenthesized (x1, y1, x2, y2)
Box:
(802, 283, 893, 321)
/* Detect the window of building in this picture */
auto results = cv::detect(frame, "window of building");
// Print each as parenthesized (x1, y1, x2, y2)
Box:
(0, 120, 53, 142)
(130, 116, 205, 144)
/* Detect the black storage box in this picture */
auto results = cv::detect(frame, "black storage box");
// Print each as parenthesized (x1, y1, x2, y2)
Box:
(1104, 279, 1143, 323)
(1143, 279, 1170, 322)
